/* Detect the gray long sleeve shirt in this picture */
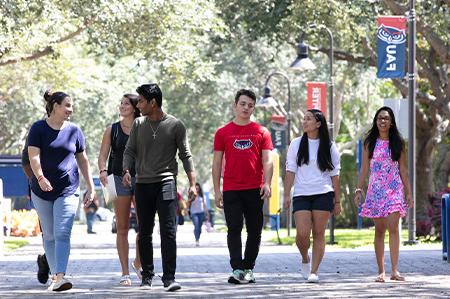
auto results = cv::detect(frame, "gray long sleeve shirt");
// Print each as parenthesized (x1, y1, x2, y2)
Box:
(123, 114, 194, 183)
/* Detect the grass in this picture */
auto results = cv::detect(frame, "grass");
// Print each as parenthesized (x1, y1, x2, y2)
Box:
(267, 228, 412, 249)
(3, 238, 29, 250)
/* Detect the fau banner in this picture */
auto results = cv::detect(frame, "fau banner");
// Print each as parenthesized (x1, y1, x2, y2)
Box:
(376, 16, 407, 78)
(306, 82, 327, 117)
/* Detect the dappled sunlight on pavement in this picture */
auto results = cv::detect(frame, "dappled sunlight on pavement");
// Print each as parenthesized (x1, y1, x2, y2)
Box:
(0, 221, 448, 298)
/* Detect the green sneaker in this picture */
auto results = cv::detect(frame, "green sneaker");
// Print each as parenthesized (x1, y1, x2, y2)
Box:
(244, 269, 255, 283)
(228, 269, 246, 284)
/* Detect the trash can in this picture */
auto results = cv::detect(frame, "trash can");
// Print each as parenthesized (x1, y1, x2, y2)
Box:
(442, 193, 450, 262)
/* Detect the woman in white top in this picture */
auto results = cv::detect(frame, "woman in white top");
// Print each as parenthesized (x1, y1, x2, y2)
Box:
(188, 183, 209, 246)
(283, 109, 341, 283)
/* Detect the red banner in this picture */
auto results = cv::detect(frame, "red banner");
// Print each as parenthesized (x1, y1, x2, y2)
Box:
(306, 82, 327, 118)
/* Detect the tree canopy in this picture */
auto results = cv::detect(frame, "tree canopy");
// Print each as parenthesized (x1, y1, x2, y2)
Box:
(0, 0, 448, 227)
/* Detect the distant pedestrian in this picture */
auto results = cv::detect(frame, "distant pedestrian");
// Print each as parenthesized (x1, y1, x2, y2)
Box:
(28, 90, 95, 292)
(355, 106, 413, 282)
(176, 191, 187, 226)
(212, 89, 273, 284)
(98, 94, 142, 286)
(83, 192, 99, 234)
(21, 138, 50, 284)
(187, 183, 209, 247)
(122, 83, 196, 292)
(283, 109, 341, 283)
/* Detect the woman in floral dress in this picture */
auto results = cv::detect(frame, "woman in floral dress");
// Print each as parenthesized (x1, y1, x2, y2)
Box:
(355, 106, 413, 282)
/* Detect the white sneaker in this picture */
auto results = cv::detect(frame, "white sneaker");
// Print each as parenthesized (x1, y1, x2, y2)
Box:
(52, 278, 72, 291)
(307, 273, 319, 283)
(300, 255, 311, 279)
(47, 280, 56, 291)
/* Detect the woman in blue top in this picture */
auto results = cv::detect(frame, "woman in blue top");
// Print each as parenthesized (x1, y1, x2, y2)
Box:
(28, 90, 95, 292)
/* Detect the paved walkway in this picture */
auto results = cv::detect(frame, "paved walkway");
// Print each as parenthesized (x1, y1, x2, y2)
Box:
(0, 221, 449, 298)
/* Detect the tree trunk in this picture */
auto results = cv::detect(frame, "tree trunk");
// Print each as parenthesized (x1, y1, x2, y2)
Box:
(415, 108, 438, 224)
(434, 143, 450, 191)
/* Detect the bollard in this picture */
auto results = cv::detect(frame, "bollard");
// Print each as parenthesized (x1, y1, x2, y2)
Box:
(444, 194, 450, 263)
(442, 194, 447, 260)
(0, 179, 3, 256)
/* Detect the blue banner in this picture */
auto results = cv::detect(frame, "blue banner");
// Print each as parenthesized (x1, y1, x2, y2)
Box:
(376, 16, 407, 79)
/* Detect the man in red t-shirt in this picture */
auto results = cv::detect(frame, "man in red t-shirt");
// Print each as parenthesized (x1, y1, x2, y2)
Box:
(212, 89, 273, 284)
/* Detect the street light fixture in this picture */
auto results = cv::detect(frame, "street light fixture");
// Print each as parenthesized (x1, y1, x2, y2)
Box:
(290, 34, 317, 71)
(256, 86, 279, 108)
(256, 71, 293, 236)
(290, 23, 337, 244)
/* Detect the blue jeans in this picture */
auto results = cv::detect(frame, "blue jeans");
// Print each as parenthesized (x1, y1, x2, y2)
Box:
(191, 212, 205, 241)
(86, 212, 96, 233)
(31, 191, 79, 275)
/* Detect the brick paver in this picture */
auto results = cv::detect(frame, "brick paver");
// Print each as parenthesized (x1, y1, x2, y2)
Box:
(0, 221, 448, 298)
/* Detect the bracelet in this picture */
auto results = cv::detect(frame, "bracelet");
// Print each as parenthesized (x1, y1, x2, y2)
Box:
(37, 175, 45, 182)
(355, 188, 362, 194)
(100, 169, 107, 174)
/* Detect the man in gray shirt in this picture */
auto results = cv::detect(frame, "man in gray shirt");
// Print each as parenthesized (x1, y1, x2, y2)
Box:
(122, 83, 196, 292)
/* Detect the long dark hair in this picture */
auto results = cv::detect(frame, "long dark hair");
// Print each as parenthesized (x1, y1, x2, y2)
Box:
(44, 90, 69, 117)
(123, 94, 140, 118)
(364, 106, 403, 161)
(195, 183, 204, 198)
(297, 109, 334, 172)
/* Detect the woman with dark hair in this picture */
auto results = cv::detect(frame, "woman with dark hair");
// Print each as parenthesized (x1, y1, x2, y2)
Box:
(98, 94, 141, 286)
(187, 183, 209, 247)
(28, 90, 95, 292)
(355, 106, 412, 282)
(283, 109, 341, 283)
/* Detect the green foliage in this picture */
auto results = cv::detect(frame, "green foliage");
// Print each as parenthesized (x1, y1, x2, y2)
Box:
(4, 238, 29, 250)
(269, 228, 410, 249)
(0, 0, 448, 214)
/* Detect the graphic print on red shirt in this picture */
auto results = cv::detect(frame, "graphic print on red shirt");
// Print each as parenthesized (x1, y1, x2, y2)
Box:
(214, 121, 273, 191)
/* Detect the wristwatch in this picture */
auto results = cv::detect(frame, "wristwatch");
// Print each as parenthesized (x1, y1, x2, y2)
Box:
(122, 169, 130, 176)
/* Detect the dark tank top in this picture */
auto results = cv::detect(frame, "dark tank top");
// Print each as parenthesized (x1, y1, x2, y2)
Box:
(107, 122, 135, 177)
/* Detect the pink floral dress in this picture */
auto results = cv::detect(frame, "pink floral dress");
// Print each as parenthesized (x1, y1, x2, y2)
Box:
(360, 139, 407, 218)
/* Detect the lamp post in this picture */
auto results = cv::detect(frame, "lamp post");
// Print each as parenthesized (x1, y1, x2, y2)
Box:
(290, 24, 337, 244)
(405, 0, 417, 245)
(256, 71, 292, 236)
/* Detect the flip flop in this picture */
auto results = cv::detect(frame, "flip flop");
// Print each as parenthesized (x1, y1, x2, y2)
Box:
(375, 274, 385, 283)
(132, 261, 142, 280)
(390, 273, 405, 281)
(119, 275, 132, 286)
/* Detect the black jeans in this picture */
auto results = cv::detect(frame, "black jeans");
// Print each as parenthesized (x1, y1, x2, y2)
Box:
(223, 188, 264, 271)
(135, 180, 177, 282)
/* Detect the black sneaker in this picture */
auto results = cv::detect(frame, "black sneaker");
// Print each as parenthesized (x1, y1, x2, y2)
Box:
(140, 275, 153, 289)
(163, 280, 181, 292)
(37, 254, 50, 284)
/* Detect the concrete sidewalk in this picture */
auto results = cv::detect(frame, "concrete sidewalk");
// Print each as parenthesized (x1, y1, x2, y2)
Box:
(0, 221, 448, 298)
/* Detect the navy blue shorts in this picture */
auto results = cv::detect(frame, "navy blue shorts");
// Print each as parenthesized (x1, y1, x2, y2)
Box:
(114, 175, 135, 197)
(293, 192, 335, 212)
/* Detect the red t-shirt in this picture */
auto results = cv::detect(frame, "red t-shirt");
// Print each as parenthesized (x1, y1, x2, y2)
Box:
(214, 121, 273, 191)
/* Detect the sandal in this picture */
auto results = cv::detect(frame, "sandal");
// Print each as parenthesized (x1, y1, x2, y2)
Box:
(375, 273, 385, 283)
(390, 273, 405, 281)
(119, 275, 132, 286)
(131, 261, 142, 280)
